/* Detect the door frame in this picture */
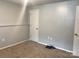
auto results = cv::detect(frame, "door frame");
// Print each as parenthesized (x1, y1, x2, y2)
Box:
(29, 9, 39, 42)
(73, 6, 79, 56)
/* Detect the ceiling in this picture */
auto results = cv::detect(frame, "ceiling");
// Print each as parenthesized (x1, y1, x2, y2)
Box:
(29, 0, 71, 6)
(3, 0, 69, 4)
(2, 0, 79, 6)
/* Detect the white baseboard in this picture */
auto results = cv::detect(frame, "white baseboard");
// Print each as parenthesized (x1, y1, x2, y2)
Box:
(37, 42, 48, 45)
(56, 47, 73, 53)
(0, 40, 28, 50)
(37, 41, 73, 53)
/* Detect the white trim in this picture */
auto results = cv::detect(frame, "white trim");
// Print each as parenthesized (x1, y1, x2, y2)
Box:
(0, 40, 28, 50)
(37, 42, 48, 45)
(36, 41, 73, 53)
(56, 47, 73, 53)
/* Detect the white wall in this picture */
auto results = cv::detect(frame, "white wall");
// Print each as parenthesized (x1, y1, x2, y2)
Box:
(30, 1, 76, 51)
(0, 0, 29, 48)
(0, 0, 28, 25)
(39, 1, 76, 51)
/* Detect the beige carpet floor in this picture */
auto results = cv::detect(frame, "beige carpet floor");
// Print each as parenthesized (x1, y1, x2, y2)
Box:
(0, 41, 78, 58)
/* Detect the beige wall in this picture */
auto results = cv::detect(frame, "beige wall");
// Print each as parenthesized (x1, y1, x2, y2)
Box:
(0, 0, 29, 48)
(29, 1, 76, 51)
